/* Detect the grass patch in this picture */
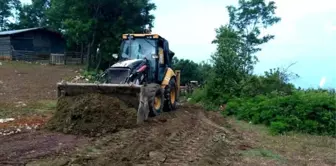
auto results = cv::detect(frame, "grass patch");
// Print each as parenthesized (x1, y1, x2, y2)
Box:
(0, 100, 57, 118)
(241, 148, 285, 162)
(0, 107, 35, 118)
(62, 75, 76, 81)
(35, 100, 57, 110)
(227, 117, 336, 165)
(231, 118, 268, 133)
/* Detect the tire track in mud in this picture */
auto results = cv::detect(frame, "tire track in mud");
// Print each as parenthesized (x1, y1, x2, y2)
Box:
(159, 111, 213, 165)
(160, 109, 237, 166)
(108, 105, 237, 166)
(24, 104, 240, 166)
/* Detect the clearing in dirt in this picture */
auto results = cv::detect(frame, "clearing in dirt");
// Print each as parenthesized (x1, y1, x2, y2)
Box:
(0, 130, 88, 165)
(28, 104, 241, 166)
(0, 62, 81, 104)
(45, 93, 138, 137)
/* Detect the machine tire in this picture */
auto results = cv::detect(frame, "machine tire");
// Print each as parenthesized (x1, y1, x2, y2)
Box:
(148, 84, 164, 117)
(163, 78, 177, 112)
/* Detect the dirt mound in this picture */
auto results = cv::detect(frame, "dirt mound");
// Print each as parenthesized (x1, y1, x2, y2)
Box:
(45, 93, 137, 136)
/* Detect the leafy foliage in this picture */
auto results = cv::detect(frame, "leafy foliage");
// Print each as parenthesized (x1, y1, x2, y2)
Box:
(226, 0, 281, 63)
(189, 0, 335, 136)
(172, 57, 211, 85)
(191, 65, 297, 105)
(224, 90, 336, 136)
(8, 0, 49, 29)
(204, 0, 281, 104)
(0, 0, 21, 30)
(240, 67, 298, 97)
(46, 0, 157, 70)
(81, 70, 105, 83)
(6, 0, 156, 71)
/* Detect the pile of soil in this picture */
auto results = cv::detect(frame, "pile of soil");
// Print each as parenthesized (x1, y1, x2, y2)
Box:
(45, 93, 137, 136)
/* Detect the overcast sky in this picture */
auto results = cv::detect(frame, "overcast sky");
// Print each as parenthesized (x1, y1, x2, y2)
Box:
(151, 0, 336, 89)
(20, 0, 336, 89)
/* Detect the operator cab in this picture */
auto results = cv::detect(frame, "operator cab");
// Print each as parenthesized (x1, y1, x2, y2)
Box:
(115, 34, 175, 82)
(118, 34, 174, 64)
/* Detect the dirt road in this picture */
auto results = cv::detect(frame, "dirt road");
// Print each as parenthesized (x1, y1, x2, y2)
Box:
(0, 104, 244, 166)
(73, 104, 240, 166)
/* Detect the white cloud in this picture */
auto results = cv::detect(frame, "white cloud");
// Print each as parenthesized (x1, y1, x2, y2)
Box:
(319, 77, 327, 88)
(261, 0, 336, 45)
(151, 0, 235, 61)
(273, 0, 336, 21)
(20, 0, 31, 4)
(151, 0, 336, 66)
(152, 0, 231, 45)
(324, 22, 336, 32)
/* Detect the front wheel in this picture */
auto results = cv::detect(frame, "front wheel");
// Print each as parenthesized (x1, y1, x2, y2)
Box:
(148, 84, 164, 117)
(163, 78, 177, 112)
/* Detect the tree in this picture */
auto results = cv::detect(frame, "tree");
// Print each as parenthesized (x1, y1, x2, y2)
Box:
(7, 0, 49, 29)
(225, 0, 281, 72)
(198, 60, 213, 84)
(206, 0, 281, 103)
(5, 0, 156, 70)
(207, 26, 244, 102)
(47, 0, 156, 70)
(172, 57, 201, 85)
(0, 0, 21, 30)
(171, 57, 212, 85)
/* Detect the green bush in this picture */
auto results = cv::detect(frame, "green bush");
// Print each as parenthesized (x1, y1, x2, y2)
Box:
(81, 69, 104, 82)
(189, 88, 207, 104)
(197, 67, 297, 108)
(224, 90, 336, 136)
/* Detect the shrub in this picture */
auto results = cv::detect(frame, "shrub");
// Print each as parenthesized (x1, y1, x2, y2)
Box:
(225, 90, 336, 136)
(81, 69, 104, 82)
(189, 88, 207, 104)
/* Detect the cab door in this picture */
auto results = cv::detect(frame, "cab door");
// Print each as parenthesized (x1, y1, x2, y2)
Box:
(157, 40, 169, 82)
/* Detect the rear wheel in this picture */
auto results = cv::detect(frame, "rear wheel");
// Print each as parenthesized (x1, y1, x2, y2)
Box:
(163, 78, 177, 112)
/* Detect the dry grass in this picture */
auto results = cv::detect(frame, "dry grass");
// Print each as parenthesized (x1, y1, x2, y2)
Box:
(227, 117, 336, 166)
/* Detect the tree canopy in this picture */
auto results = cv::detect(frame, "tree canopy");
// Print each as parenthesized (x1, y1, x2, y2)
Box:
(0, 0, 20, 30)
(3, 0, 156, 70)
(172, 57, 212, 85)
(206, 0, 281, 102)
(0, 0, 290, 91)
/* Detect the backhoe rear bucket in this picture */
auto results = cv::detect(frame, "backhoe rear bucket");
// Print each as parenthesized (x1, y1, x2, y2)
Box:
(56, 82, 142, 109)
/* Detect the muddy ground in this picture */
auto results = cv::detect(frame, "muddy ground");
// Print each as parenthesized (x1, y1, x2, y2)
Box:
(0, 61, 335, 166)
(2, 103, 335, 166)
(1, 104, 243, 166)
(45, 93, 138, 136)
(0, 61, 80, 104)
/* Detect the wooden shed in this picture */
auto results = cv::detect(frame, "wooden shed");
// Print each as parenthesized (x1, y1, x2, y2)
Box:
(0, 27, 66, 62)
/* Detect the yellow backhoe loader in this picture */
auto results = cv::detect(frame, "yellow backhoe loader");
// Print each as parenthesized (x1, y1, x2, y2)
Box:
(56, 33, 181, 122)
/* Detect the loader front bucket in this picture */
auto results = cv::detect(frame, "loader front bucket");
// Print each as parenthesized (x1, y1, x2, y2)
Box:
(56, 82, 142, 109)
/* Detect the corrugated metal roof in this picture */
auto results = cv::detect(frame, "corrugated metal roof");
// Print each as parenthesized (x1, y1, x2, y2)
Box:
(0, 27, 44, 36)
